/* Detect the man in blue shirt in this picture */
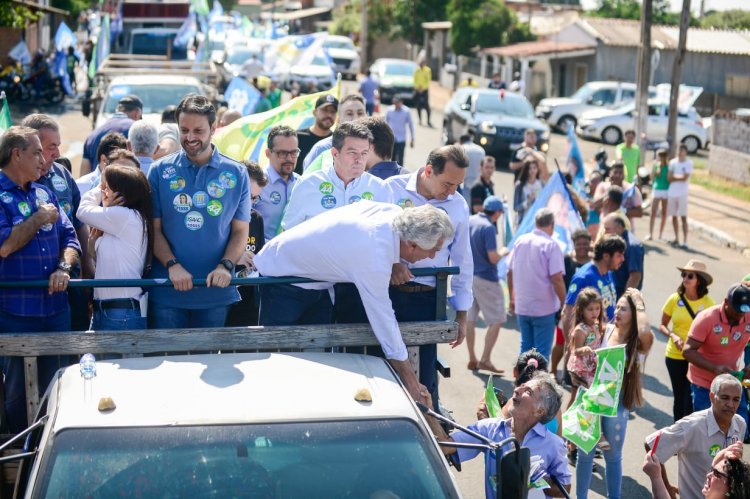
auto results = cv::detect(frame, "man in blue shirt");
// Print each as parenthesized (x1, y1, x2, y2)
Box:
(385, 95, 414, 167)
(80, 94, 142, 175)
(0, 126, 81, 432)
(358, 70, 378, 115)
(147, 94, 251, 328)
(364, 116, 406, 181)
(466, 196, 506, 373)
(602, 212, 644, 298)
(255, 125, 299, 241)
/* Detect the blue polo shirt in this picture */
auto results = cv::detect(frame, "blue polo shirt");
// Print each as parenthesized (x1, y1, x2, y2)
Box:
(37, 162, 81, 228)
(147, 147, 251, 309)
(82, 113, 134, 171)
(612, 230, 644, 298)
(254, 165, 298, 241)
(0, 172, 81, 317)
(469, 213, 498, 282)
(565, 261, 617, 321)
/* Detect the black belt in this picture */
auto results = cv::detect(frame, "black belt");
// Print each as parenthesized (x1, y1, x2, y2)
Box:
(94, 298, 139, 310)
(395, 284, 435, 293)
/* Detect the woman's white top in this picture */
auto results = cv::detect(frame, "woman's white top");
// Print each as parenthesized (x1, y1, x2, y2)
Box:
(77, 189, 147, 300)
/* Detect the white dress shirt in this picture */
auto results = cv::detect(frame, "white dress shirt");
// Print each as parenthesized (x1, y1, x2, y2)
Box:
(385, 168, 474, 311)
(255, 201, 408, 361)
(75, 167, 102, 196)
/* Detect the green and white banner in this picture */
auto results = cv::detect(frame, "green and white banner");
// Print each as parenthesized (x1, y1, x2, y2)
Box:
(485, 374, 502, 418)
(581, 345, 626, 417)
(562, 388, 601, 454)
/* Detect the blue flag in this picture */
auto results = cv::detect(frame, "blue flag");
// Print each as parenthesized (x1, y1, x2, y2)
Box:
(225, 77, 261, 116)
(54, 21, 75, 51)
(567, 125, 586, 196)
(175, 11, 197, 48)
(53, 50, 73, 96)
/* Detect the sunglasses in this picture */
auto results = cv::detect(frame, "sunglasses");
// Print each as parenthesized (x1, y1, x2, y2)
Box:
(681, 272, 696, 280)
(709, 466, 729, 481)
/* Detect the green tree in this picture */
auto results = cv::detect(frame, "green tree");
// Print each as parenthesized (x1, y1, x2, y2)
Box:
(588, 0, 641, 20)
(448, 0, 533, 56)
(392, 0, 450, 45)
(702, 9, 750, 30)
(0, 3, 41, 28)
(50, 0, 90, 21)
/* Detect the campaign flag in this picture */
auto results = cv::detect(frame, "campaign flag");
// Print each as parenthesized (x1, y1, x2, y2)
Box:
(0, 92, 12, 137)
(190, 0, 210, 16)
(581, 345, 626, 417)
(53, 50, 74, 96)
(110, 1, 123, 46)
(562, 388, 601, 454)
(567, 125, 586, 196)
(208, 0, 224, 32)
(54, 21, 76, 51)
(8, 40, 31, 65)
(225, 77, 261, 116)
(175, 11, 197, 48)
(96, 13, 111, 70)
(213, 84, 339, 167)
(484, 375, 502, 419)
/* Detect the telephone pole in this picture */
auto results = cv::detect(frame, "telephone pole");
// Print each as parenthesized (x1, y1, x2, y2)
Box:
(635, 0, 653, 156)
(360, 0, 368, 71)
(667, 0, 692, 156)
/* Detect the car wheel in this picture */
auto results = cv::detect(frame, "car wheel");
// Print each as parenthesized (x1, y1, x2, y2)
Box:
(602, 126, 622, 145)
(557, 115, 576, 133)
(442, 122, 452, 145)
(681, 135, 701, 154)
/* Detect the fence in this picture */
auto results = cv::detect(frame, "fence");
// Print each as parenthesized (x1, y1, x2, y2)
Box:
(0, 267, 460, 426)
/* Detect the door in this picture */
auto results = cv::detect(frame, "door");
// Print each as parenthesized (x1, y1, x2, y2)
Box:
(575, 64, 587, 91)
(647, 104, 668, 139)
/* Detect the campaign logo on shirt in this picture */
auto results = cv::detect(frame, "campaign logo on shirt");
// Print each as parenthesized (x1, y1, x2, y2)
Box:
(397, 198, 414, 208)
(192, 191, 208, 208)
(184, 211, 204, 231)
(169, 177, 186, 192)
(0, 192, 12, 204)
(218, 171, 237, 189)
(319, 182, 334, 195)
(709, 445, 721, 458)
(349, 195, 361, 204)
(568, 283, 578, 294)
(35, 187, 49, 203)
(677, 299, 685, 307)
(41, 223, 53, 232)
(361, 191, 374, 200)
(270, 191, 282, 205)
(51, 175, 67, 192)
(60, 200, 72, 217)
(173, 193, 193, 213)
(162, 166, 177, 179)
(321, 195, 336, 209)
(746, 325, 750, 334)
(207, 180, 225, 199)
(18, 201, 31, 216)
(733, 331, 742, 342)
(207, 199, 223, 217)
(714, 325, 724, 334)
(720, 336, 729, 346)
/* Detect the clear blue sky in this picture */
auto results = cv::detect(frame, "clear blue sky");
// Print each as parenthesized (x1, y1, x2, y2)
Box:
(580, 0, 747, 13)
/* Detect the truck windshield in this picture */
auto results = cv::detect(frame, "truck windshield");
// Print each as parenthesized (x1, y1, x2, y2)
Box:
(103, 84, 202, 114)
(33, 420, 455, 498)
(131, 32, 187, 60)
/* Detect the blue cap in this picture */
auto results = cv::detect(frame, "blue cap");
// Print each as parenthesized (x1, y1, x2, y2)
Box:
(483, 195, 504, 213)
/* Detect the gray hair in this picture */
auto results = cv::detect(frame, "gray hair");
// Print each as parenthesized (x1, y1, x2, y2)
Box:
(710, 373, 742, 395)
(530, 371, 563, 424)
(535, 207, 554, 228)
(21, 113, 59, 133)
(128, 121, 159, 156)
(393, 204, 454, 250)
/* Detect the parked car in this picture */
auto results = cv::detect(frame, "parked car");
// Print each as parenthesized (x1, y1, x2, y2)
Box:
(576, 99, 707, 154)
(369, 58, 419, 104)
(280, 52, 336, 93)
(128, 28, 188, 60)
(223, 45, 264, 78)
(443, 88, 550, 157)
(14, 352, 461, 498)
(535, 81, 657, 132)
(323, 35, 360, 80)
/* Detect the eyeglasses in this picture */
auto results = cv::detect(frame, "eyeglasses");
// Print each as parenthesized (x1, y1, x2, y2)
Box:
(709, 467, 729, 481)
(271, 148, 300, 159)
(681, 272, 696, 280)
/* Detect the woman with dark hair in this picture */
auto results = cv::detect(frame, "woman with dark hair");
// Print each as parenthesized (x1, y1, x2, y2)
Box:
(77, 163, 153, 330)
(575, 288, 654, 499)
(513, 157, 544, 228)
(659, 259, 714, 422)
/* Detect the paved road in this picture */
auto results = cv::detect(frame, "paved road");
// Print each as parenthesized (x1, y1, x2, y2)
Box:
(41, 84, 749, 499)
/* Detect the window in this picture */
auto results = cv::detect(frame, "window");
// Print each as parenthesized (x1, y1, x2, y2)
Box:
(588, 89, 616, 106)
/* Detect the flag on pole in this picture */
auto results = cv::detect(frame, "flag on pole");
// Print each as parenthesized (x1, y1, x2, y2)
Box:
(0, 92, 12, 137)
(191, 0, 210, 16)
(484, 374, 502, 418)
(224, 77, 261, 116)
(566, 125, 586, 196)
(580, 345, 626, 417)
(54, 21, 76, 51)
(213, 84, 340, 167)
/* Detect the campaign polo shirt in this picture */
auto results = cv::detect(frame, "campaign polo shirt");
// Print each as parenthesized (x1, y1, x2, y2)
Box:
(254, 165, 299, 241)
(0, 173, 81, 317)
(281, 168, 390, 231)
(687, 304, 750, 389)
(38, 162, 81, 228)
(611, 230, 644, 298)
(147, 147, 251, 309)
(565, 261, 617, 321)
(385, 169, 474, 312)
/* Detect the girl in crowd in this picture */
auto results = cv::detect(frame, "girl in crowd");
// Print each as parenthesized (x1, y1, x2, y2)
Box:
(566, 288, 605, 411)
(659, 259, 714, 422)
(77, 159, 153, 330)
(647, 148, 670, 241)
(576, 288, 654, 499)
(513, 157, 544, 228)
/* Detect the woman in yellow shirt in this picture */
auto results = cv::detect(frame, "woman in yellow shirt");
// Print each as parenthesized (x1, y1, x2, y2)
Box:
(659, 259, 715, 422)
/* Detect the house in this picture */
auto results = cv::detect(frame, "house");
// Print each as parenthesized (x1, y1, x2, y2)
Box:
(1, 0, 69, 58)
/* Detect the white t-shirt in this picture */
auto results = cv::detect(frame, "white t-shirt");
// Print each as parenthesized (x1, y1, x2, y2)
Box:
(667, 158, 692, 198)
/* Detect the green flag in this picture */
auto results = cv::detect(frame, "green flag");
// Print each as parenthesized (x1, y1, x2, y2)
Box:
(580, 345, 626, 417)
(0, 92, 12, 136)
(484, 374, 501, 418)
(562, 388, 601, 454)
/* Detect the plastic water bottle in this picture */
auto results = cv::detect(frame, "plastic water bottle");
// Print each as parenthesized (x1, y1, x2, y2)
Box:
(79, 353, 96, 402)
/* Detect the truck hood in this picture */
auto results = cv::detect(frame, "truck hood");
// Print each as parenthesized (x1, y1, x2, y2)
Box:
(475, 112, 547, 132)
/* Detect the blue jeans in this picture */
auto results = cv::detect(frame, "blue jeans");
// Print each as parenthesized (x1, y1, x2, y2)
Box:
(692, 383, 749, 436)
(259, 284, 333, 326)
(92, 302, 146, 331)
(0, 308, 73, 433)
(517, 312, 557, 361)
(365, 102, 374, 115)
(148, 302, 229, 329)
(576, 401, 630, 499)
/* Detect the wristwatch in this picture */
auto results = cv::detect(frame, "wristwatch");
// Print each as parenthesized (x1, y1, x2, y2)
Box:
(219, 258, 235, 273)
(56, 262, 72, 274)
(166, 258, 179, 270)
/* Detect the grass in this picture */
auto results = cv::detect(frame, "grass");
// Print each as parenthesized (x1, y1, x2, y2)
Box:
(691, 169, 750, 202)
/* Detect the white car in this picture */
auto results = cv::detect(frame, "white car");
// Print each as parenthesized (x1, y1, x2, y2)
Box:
(16, 352, 461, 497)
(323, 35, 360, 80)
(281, 53, 336, 93)
(535, 81, 655, 132)
(576, 100, 707, 154)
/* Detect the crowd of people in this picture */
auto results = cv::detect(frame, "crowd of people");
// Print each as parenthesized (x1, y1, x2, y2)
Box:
(1, 72, 749, 498)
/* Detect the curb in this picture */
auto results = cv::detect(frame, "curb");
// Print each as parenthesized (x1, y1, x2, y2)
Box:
(688, 219, 750, 258)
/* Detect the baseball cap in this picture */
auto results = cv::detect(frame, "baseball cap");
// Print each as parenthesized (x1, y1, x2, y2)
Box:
(727, 284, 750, 314)
(315, 94, 338, 111)
(483, 195, 504, 213)
(118, 94, 143, 111)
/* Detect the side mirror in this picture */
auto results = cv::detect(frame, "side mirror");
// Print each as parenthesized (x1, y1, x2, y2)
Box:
(460, 102, 471, 111)
(495, 439, 530, 499)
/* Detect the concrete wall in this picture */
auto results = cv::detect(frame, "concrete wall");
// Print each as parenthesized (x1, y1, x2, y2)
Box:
(708, 114, 750, 185)
(708, 146, 750, 185)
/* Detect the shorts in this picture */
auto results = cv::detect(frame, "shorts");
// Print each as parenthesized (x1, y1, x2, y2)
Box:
(554, 325, 564, 345)
(667, 195, 688, 217)
(652, 189, 668, 200)
(468, 276, 506, 325)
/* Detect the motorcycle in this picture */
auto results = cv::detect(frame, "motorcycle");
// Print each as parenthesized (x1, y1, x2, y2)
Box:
(0, 71, 30, 102)
(21, 75, 66, 105)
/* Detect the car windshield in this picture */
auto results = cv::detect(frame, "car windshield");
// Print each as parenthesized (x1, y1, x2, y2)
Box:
(35, 420, 454, 498)
(324, 39, 354, 50)
(570, 83, 594, 101)
(384, 62, 417, 76)
(227, 49, 260, 65)
(475, 93, 535, 118)
(131, 33, 187, 60)
(103, 84, 202, 114)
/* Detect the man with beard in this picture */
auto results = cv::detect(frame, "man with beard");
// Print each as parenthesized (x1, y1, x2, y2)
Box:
(146, 94, 251, 328)
(302, 94, 367, 172)
(295, 95, 337, 175)
(254, 125, 300, 241)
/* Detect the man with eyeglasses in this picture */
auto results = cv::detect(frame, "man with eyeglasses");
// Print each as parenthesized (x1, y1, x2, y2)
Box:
(644, 373, 745, 499)
(280, 121, 390, 232)
(254, 125, 300, 241)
